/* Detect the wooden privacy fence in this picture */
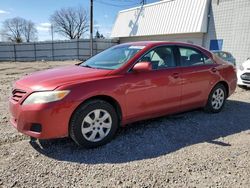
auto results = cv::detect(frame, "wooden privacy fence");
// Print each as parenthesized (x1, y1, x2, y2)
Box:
(0, 39, 118, 61)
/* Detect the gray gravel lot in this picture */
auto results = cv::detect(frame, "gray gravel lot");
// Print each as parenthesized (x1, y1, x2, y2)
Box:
(0, 61, 249, 187)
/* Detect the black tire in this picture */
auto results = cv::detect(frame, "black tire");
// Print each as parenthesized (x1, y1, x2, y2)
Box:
(204, 83, 227, 113)
(69, 100, 119, 148)
(238, 85, 248, 90)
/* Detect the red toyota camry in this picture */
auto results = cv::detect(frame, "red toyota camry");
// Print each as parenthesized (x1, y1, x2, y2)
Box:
(9, 42, 237, 148)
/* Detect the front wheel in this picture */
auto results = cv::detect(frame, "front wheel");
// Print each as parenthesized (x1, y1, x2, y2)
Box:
(238, 85, 248, 90)
(69, 100, 119, 148)
(204, 84, 227, 113)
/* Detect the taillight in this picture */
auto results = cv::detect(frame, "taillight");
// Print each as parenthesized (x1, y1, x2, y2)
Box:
(233, 66, 237, 73)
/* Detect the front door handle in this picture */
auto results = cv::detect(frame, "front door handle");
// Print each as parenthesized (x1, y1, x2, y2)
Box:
(211, 67, 217, 73)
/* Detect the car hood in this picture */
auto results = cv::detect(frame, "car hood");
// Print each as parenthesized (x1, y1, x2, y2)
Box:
(242, 60, 250, 69)
(15, 65, 112, 91)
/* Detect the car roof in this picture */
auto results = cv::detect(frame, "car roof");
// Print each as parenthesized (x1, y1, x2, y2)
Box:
(212, 50, 228, 53)
(123, 41, 195, 46)
(119, 41, 211, 56)
(120, 41, 210, 51)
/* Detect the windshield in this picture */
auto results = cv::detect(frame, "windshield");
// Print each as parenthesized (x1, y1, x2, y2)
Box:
(80, 45, 145, 70)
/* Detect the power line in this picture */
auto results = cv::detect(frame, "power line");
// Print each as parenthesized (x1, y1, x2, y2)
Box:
(108, 0, 135, 2)
(94, 0, 139, 8)
(89, 0, 144, 56)
(141, 0, 147, 5)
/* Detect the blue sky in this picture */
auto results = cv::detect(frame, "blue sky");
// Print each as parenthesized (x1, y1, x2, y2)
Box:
(0, 0, 158, 41)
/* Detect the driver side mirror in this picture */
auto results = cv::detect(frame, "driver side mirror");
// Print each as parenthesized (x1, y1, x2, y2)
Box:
(132, 62, 152, 73)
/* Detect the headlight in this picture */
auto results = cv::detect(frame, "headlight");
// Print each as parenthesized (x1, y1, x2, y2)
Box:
(239, 65, 244, 71)
(23, 90, 70, 105)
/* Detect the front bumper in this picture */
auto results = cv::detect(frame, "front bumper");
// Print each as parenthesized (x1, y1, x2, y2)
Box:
(237, 70, 250, 86)
(9, 98, 79, 139)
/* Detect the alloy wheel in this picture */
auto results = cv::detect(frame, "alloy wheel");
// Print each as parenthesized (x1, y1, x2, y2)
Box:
(81, 109, 112, 142)
(211, 88, 225, 110)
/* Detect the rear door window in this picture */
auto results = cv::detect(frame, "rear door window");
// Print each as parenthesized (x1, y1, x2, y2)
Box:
(178, 47, 213, 66)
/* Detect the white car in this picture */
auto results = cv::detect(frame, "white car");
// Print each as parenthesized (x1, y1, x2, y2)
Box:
(237, 58, 250, 88)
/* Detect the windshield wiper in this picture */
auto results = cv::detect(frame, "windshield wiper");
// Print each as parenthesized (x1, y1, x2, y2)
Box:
(81, 64, 94, 68)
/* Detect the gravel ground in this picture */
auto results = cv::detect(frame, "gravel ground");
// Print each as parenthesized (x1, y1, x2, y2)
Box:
(0, 61, 249, 188)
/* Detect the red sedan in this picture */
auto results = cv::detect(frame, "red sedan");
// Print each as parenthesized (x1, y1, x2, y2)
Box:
(9, 42, 237, 148)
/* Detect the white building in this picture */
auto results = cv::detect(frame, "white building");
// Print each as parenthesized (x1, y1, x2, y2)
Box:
(111, 0, 250, 64)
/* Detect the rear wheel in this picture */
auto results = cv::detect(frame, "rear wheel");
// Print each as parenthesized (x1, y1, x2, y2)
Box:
(204, 84, 227, 113)
(70, 100, 119, 148)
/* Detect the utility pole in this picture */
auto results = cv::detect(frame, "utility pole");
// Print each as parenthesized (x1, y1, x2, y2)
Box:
(141, 0, 146, 5)
(51, 24, 54, 42)
(90, 0, 93, 57)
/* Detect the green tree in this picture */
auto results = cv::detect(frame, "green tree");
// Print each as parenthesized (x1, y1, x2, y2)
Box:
(95, 30, 105, 39)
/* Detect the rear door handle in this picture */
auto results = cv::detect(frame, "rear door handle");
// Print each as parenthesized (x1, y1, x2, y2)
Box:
(172, 72, 179, 79)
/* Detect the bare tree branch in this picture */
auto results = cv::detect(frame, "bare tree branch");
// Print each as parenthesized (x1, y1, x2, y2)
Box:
(50, 7, 89, 39)
(22, 20, 38, 42)
(1, 17, 37, 43)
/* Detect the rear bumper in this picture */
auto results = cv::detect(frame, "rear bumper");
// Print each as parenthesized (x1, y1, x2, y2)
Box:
(9, 99, 79, 139)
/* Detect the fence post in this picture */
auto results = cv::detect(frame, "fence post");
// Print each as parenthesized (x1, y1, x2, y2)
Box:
(77, 39, 80, 60)
(34, 42, 37, 61)
(52, 41, 55, 61)
(94, 39, 96, 55)
(13, 43, 17, 62)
